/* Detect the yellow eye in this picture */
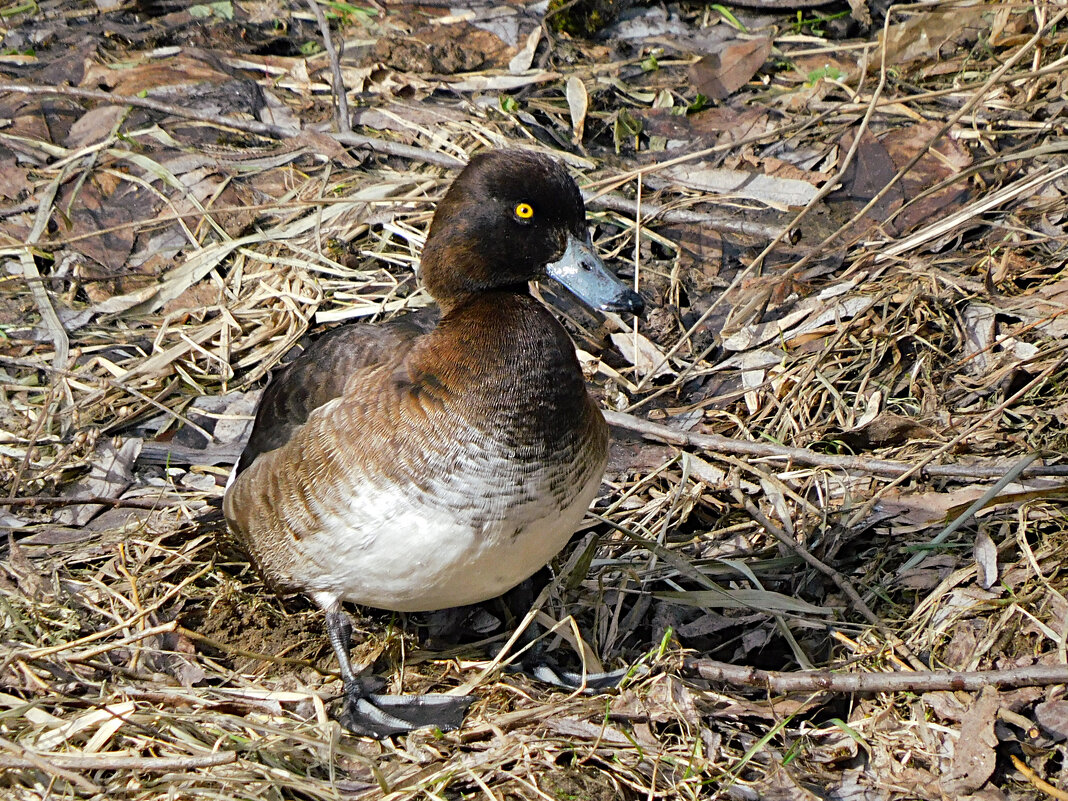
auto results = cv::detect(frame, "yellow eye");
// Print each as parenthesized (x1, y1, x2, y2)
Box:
(514, 202, 534, 220)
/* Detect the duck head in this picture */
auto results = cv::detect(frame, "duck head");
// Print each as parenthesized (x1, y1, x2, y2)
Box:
(420, 149, 645, 316)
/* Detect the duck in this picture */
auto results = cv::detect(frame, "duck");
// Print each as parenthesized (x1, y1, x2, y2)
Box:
(222, 149, 644, 738)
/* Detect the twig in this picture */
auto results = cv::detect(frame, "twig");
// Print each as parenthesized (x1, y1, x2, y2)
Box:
(683, 659, 1068, 694)
(305, 0, 351, 133)
(1011, 754, 1068, 801)
(2, 495, 181, 509)
(603, 409, 1068, 480)
(586, 192, 788, 240)
(0, 750, 237, 772)
(0, 736, 99, 793)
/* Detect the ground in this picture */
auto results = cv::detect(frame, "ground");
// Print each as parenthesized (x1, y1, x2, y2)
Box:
(1, 1, 1068, 799)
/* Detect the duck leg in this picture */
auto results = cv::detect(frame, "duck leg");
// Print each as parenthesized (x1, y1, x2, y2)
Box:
(322, 602, 474, 739)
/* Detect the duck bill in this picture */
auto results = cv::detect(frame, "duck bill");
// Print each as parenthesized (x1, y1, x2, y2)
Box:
(545, 233, 645, 315)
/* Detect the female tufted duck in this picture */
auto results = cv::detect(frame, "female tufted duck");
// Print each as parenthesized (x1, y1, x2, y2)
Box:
(223, 149, 644, 738)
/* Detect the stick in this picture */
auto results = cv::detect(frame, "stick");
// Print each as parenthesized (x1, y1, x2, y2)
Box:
(603, 409, 1068, 480)
(684, 658, 1068, 694)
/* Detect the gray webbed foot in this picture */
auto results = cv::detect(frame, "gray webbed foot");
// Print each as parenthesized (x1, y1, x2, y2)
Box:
(506, 641, 631, 693)
(515, 659, 630, 692)
(325, 604, 474, 739)
(338, 677, 475, 739)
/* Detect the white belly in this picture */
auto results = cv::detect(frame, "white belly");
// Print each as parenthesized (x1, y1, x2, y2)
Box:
(293, 463, 603, 612)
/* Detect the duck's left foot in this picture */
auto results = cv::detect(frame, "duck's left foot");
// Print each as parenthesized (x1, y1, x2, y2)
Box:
(338, 677, 476, 738)
(506, 642, 635, 693)
(518, 659, 631, 692)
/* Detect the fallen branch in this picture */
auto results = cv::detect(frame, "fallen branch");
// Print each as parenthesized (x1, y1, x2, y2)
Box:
(2, 495, 180, 509)
(684, 658, 1068, 693)
(0, 750, 237, 772)
(604, 410, 1068, 480)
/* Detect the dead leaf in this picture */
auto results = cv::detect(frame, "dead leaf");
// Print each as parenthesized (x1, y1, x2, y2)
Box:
(610, 330, 673, 379)
(880, 4, 988, 66)
(829, 127, 903, 224)
(508, 24, 541, 73)
(1035, 700, 1068, 741)
(373, 22, 510, 75)
(566, 75, 588, 145)
(56, 437, 142, 526)
(631, 106, 768, 150)
(689, 37, 772, 100)
(962, 303, 996, 374)
(60, 180, 135, 280)
(748, 759, 822, 800)
(923, 690, 969, 722)
(3, 533, 51, 600)
(942, 685, 999, 795)
(881, 121, 972, 234)
(974, 528, 998, 589)
(659, 164, 819, 208)
(836, 413, 938, 451)
(65, 104, 126, 149)
(542, 716, 633, 745)
(0, 157, 33, 200)
(610, 674, 699, 724)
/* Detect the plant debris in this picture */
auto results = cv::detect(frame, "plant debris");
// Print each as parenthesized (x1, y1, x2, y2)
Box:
(2, 1, 1068, 799)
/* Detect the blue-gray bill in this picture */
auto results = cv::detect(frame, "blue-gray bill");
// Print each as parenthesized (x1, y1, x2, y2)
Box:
(546, 233, 644, 316)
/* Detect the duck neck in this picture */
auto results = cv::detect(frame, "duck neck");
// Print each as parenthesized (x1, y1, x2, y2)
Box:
(415, 291, 594, 442)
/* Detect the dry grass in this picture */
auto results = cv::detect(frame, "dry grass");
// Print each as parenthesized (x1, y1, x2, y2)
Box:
(2, 1, 1068, 798)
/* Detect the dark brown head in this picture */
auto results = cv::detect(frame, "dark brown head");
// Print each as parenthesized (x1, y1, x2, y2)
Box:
(420, 149, 644, 316)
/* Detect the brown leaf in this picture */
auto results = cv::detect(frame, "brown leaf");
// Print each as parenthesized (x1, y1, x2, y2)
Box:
(609, 674, 699, 724)
(829, 127, 903, 225)
(0, 156, 32, 200)
(606, 440, 677, 477)
(880, 5, 988, 66)
(1035, 700, 1068, 741)
(880, 121, 972, 234)
(61, 178, 160, 283)
(80, 52, 234, 98)
(373, 23, 510, 75)
(631, 106, 767, 149)
(942, 685, 999, 795)
(65, 104, 126, 149)
(689, 37, 772, 100)
(923, 690, 968, 722)
(3, 533, 52, 600)
(837, 412, 937, 451)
